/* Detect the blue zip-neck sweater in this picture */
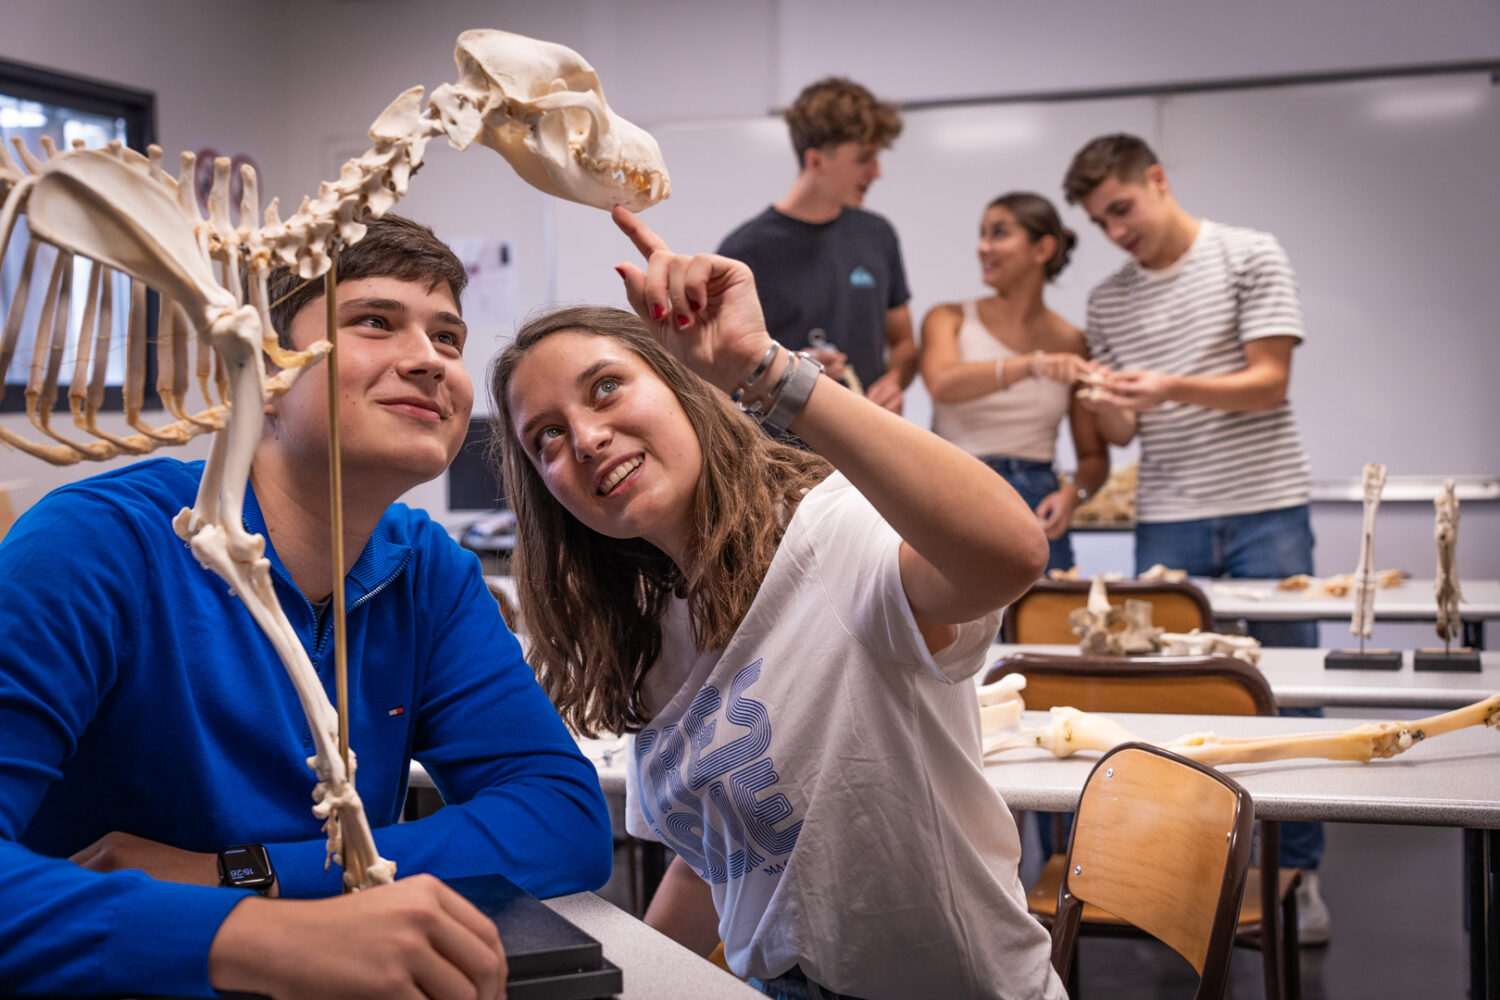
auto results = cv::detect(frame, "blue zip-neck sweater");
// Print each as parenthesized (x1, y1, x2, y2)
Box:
(0, 458, 610, 996)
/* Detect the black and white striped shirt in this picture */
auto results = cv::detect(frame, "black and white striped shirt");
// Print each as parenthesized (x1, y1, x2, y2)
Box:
(1085, 220, 1311, 523)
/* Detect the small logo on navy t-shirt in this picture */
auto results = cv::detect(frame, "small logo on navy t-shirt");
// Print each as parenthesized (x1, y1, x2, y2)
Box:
(848, 266, 876, 288)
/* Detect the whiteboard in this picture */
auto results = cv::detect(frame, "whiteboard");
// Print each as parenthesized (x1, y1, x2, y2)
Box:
(551, 67, 1500, 482)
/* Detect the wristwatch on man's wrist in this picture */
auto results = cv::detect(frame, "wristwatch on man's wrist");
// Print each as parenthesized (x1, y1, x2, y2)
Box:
(218, 843, 276, 895)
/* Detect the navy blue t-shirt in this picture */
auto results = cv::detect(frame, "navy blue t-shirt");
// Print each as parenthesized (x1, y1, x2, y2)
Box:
(718, 206, 910, 389)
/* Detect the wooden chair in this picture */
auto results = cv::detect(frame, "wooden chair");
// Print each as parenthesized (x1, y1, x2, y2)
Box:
(987, 652, 1301, 1000)
(1000, 578, 1213, 644)
(1051, 742, 1255, 1000)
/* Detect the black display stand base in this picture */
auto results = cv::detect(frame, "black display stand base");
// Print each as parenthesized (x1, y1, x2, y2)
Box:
(446, 873, 622, 1000)
(1324, 648, 1403, 670)
(1413, 647, 1483, 672)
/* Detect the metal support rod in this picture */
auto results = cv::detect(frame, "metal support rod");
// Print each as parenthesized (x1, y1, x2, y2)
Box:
(323, 259, 361, 889)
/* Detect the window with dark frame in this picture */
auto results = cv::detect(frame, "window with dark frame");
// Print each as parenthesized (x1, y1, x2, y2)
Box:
(0, 57, 158, 413)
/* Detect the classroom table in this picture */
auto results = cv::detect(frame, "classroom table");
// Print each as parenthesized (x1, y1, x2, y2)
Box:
(420, 710, 1500, 996)
(543, 892, 764, 998)
(986, 710, 1500, 1000)
(95, 890, 758, 1000)
(987, 643, 1500, 710)
(1193, 576, 1500, 649)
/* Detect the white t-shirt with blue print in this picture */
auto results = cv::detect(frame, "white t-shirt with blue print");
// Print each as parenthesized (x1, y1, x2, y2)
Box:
(625, 474, 1065, 1000)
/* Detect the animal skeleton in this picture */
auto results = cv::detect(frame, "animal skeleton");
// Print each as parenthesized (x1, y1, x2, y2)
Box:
(0, 29, 669, 890)
(978, 673, 1500, 766)
(1433, 478, 1463, 649)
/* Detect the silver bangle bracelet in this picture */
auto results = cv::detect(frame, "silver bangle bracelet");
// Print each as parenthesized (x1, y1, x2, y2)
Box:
(761, 351, 824, 435)
(731, 343, 781, 404)
(741, 347, 797, 418)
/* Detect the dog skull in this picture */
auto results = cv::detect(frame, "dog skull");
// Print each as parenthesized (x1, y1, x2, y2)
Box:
(428, 29, 670, 212)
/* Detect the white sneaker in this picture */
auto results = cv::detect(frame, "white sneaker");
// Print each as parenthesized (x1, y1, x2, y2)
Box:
(1296, 869, 1331, 946)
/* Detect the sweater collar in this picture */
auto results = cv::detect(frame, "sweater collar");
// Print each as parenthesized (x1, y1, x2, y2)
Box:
(240, 478, 412, 604)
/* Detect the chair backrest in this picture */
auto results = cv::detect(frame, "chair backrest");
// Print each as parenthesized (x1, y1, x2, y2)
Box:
(1051, 742, 1254, 998)
(1000, 579, 1213, 644)
(983, 651, 1275, 718)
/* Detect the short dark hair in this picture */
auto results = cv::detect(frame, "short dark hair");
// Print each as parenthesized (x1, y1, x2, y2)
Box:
(987, 191, 1077, 282)
(265, 215, 467, 347)
(784, 77, 902, 167)
(1062, 133, 1160, 205)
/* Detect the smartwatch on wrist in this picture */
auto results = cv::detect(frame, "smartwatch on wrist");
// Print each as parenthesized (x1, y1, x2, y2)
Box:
(218, 843, 276, 895)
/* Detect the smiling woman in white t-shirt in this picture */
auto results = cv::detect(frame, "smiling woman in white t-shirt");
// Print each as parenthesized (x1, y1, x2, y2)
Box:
(490, 207, 1064, 1000)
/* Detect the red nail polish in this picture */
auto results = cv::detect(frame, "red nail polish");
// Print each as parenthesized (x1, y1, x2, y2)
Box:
(614, 265, 627, 279)
(651, 304, 665, 319)
(675, 314, 691, 328)
(688, 298, 702, 312)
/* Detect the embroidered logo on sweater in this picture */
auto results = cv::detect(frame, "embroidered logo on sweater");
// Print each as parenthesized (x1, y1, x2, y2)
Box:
(848, 265, 876, 288)
(635, 658, 801, 884)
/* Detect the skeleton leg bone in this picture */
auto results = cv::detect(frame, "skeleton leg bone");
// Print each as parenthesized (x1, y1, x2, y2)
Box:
(981, 679, 1500, 767)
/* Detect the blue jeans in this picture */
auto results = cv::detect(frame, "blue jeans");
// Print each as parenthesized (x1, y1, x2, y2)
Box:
(749, 968, 866, 1000)
(1135, 504, 1324, 869)
(981, 456, 1074, 572)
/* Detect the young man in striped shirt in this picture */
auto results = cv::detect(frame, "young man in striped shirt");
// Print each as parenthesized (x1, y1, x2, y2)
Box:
(1062, 133, 1330, 944)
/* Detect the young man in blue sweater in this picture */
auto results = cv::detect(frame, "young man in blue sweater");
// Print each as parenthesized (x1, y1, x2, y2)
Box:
(0, 216, 612, 997)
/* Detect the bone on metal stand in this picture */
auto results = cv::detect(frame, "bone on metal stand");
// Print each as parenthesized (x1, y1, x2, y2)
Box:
(1415, 478, 1481, 672)
(1326, 462, 1401, 669)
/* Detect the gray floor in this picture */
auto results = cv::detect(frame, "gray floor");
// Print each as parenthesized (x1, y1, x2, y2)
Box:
(1066, 821, 1469, 999)
(598, 819, 1471, 998)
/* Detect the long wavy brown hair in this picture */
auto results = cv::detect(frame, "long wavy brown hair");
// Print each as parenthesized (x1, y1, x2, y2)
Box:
(489, 306, 831, 737)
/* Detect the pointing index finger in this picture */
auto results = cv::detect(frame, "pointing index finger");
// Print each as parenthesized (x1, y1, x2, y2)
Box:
(612, 205, 670, 259)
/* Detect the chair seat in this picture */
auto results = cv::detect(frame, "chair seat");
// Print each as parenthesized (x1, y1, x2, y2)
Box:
(1028, 853, 1300, 929)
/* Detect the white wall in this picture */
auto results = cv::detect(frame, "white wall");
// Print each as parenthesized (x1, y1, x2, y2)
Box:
(2, 0, 1495, 598)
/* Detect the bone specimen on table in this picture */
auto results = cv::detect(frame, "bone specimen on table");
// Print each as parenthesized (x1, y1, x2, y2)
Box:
(1071, 460, 1136, 525)
(1066, 575, 1163, 655)
(0, 29, 669, 891)
(1278, 569, 1406, 597)
(1349, 463, 1388, 643)
(1137, 563, 1187, 582)
(978, 672, 1500, 766)
(1433, 479, 1463, 648)
(1156, 628, 1262, 665)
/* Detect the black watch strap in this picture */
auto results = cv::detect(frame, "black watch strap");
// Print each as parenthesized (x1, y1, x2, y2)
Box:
(218, 843, 276, 895)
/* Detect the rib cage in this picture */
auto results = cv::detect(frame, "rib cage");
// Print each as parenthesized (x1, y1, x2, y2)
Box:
(3, 141, 224, 464)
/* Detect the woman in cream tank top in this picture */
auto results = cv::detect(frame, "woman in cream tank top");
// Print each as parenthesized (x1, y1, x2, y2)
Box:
(920, 192, 1110, 571)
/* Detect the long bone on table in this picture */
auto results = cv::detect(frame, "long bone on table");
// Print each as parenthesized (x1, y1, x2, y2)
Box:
(978, 672, 1500, 766)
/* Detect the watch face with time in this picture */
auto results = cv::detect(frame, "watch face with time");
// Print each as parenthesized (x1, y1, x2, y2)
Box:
(218, 843, 275, 893)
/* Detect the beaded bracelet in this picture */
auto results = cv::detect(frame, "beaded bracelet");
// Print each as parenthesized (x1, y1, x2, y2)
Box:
(761, 351, 825, 435)
(730, 343, 781, 404)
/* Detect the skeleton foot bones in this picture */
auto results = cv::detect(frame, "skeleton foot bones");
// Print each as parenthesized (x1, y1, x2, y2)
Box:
(0, 30, 668, 889)
(978, 673, 1500, 766)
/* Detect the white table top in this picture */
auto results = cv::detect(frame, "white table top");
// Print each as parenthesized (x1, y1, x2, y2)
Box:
(566, 711, 1500, 826)
(986, 710, 1500, 828)
(542, 892, 762, 998)
(988, 643, 1500, 710)
(1195, 576, 1500, 622)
